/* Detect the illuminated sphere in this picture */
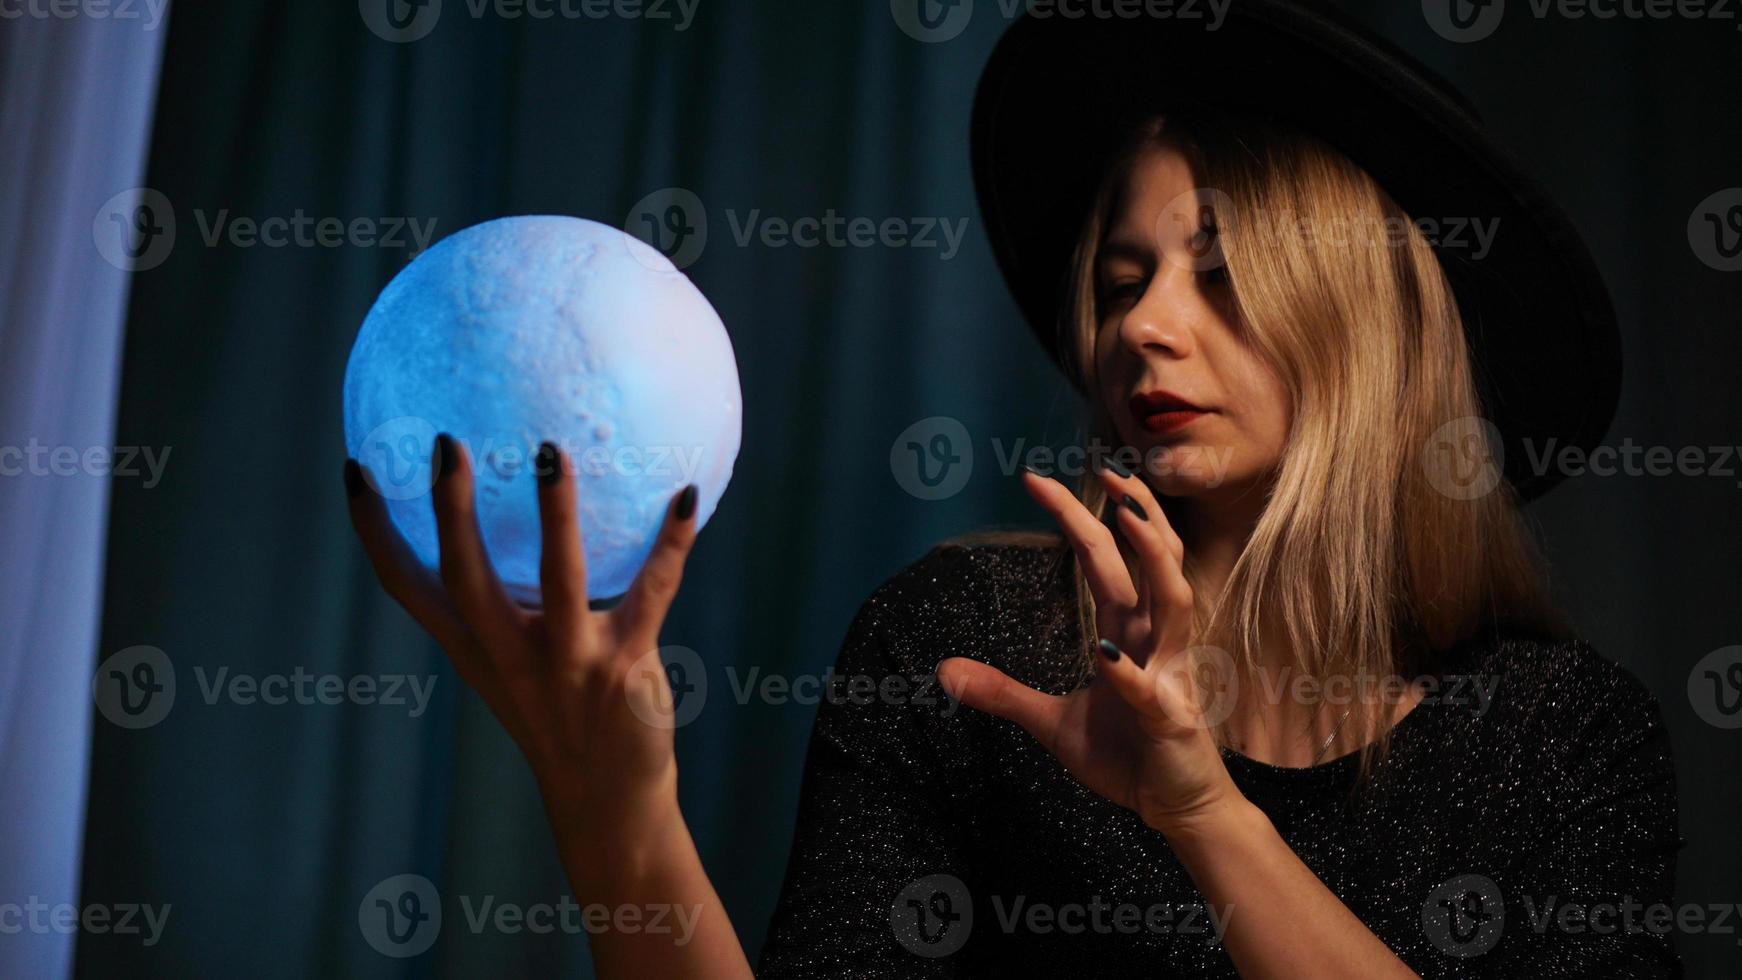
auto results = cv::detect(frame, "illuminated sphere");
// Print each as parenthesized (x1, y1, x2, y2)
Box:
(342, 215, 741, 602)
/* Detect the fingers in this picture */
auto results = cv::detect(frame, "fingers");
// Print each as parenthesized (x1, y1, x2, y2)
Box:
(534, 442, 590, 642)
(430, 433, 527, 648)
(1019, 469, 1140, 613)
(610, 484, 700, 651)
(345, 458, 475, 650)
(1093, 639, 1202, 735)
(937, 657, 1063, 751)
(1096, 462, 1183, 561)
(1095, 465, 1193, 653)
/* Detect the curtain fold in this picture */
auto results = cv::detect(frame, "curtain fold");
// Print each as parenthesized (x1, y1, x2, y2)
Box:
(0, 7, 169, 979)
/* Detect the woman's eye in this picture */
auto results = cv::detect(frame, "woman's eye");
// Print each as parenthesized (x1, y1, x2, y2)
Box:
(1102, 280, 1144, 304)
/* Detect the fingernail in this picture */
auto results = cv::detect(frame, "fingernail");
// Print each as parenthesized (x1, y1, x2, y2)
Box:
(674, 483, 698, 521)
(1019, 463, 1042, 478)
(1098, 638, 1121, 662)
(1102, 456, 1135, 479)
(1121, 494, 1148, 521)
(434, 433, 459, 482)
(536, 441, 561, 486)
(343, 458, 363, 498)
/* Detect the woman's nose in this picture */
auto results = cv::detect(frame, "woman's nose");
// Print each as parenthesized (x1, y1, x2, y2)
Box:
(1118, 272, 1197, 359)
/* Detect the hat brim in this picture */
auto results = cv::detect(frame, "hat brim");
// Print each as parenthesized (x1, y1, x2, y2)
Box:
(970, 1, 1620, 501)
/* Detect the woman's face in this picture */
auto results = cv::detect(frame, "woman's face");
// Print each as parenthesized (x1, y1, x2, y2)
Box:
(1093, 141, 1292, 504)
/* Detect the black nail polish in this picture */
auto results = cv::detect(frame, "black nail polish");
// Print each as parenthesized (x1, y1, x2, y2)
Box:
(1019, 463, 1042, 478)
(434, 433, 459, 482)
(1103, 456, 1135, 479)
(1098, 638, 1121, 662)
(675, 484, 698, 520)
(536, 442, 561, 486)
(344, 458, 363, 498)
(1121, 494, 1148, 521)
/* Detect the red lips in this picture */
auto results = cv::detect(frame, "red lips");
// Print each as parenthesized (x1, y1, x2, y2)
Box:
(1130, 389, 1209, 435)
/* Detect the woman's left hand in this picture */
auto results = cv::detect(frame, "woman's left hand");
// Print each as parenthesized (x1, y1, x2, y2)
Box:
(937, 463, 1244, 838)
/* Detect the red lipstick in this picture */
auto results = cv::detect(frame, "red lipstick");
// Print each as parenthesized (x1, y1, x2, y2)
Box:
(1130, 389, 1209, 435)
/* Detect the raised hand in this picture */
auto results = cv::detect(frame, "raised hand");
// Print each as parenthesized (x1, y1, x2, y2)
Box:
(343, 435, 698, 828)
(937, 463, 1243, 836)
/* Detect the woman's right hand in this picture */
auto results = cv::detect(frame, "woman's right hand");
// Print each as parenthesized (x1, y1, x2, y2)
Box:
(343, 434, 700, 838)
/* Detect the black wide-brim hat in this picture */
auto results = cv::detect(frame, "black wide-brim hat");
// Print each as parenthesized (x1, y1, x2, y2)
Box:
(970, 0, 1620, 500)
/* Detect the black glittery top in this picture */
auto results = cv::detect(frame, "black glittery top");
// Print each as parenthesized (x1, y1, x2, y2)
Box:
(755, 539, 1684, 978)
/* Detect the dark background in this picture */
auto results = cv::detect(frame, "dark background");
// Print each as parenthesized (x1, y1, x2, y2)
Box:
(76, 1, 1741, 976)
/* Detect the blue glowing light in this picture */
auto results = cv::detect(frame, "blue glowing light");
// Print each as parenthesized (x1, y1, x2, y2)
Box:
(343, 215, 741, 602)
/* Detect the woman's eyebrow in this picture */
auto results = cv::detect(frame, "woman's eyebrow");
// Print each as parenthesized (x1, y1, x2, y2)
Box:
(1096, 238, 1152, 266)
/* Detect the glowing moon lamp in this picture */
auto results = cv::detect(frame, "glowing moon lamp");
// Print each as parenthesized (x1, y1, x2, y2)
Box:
(342, 215, 741, 603)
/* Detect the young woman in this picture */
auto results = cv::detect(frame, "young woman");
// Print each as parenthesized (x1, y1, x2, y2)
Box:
(343, 5, 1681, 977)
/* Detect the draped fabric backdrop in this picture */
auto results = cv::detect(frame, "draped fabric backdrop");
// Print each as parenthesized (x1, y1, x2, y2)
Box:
(65, 1, 1740, 977)
(0, 8, 168, 979)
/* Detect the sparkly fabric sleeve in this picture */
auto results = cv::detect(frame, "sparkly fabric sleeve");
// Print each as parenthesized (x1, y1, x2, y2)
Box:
(1484, 644, 1685, 977)
(755, 548, 973, 978)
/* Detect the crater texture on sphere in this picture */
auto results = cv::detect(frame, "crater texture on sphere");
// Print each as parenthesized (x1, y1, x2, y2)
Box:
(343, 215, 741, 601)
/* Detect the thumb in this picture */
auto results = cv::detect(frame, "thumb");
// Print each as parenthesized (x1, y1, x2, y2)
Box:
(938, 657, 1060, 746)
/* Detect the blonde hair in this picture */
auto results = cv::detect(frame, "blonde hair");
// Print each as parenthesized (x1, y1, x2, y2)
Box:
(962, 111, 1564, 780)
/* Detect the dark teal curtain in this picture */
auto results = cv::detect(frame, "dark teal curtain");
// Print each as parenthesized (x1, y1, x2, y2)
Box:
(77, 2, 1740, 977)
